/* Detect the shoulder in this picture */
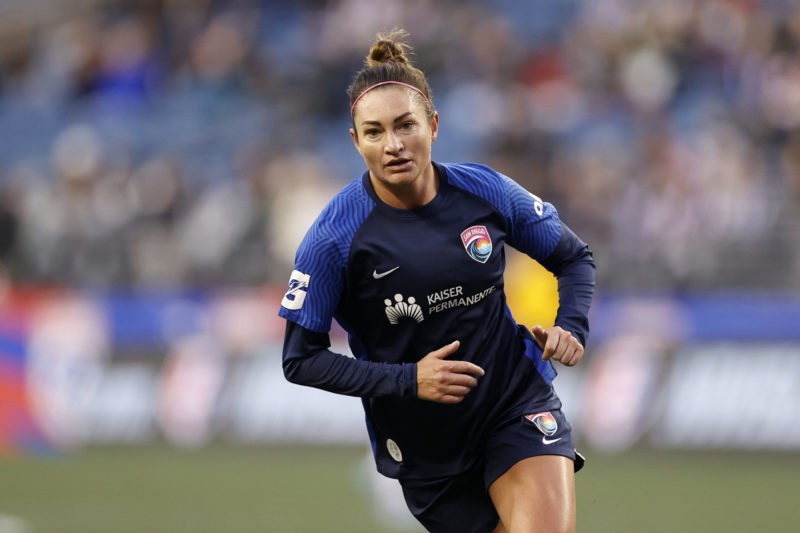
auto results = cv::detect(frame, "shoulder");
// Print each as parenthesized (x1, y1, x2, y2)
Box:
(440, 162, 540, 215)
(297, 176, 376, 260)
(307, 177, 374, 241)
(320, 176, 373, 227)
(440, 162, 509, 194)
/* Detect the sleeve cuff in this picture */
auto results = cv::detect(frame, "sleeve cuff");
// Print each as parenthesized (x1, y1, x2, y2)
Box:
(400, 363, 418, 398)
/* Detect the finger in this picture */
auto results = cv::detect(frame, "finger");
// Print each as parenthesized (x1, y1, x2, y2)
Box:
(438, 394, 465, 404)
(448, 361, 485, 377)
(557, 337, 583, 365)
(553, 347, 572, 365)
(445, 373, 479, 389)
(549, 332, 573, 361)
(560, 341, 577, 365)
(542, 331, 562, 361)
(443, 384, 478, 401)
(430, 340, 460, 360)
(442, 385, 472, 397)
(531, 325, 547, 348)
(563, 344, 584, 366)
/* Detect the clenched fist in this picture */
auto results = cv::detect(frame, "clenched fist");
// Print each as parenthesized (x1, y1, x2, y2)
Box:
(532, 325, 584, 367)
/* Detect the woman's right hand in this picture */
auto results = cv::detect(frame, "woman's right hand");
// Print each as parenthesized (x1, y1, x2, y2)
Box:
(416, 341, 485, 404)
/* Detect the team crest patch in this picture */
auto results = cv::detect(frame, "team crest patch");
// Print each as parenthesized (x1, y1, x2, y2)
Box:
(460, 225, 492, 263)
(524, 411, 558, 436)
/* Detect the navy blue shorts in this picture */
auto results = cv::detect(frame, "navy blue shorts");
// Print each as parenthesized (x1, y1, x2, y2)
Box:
(398, 408, 583, 533)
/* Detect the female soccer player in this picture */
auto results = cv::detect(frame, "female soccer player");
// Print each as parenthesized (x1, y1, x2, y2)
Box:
(279, 30, 595, 533)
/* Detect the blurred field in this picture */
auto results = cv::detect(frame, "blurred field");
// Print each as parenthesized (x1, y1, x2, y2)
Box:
(1, 446, 798, 533)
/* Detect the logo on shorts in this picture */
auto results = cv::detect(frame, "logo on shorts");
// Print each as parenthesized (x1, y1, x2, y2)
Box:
(386, 438, 403, 462)
(384, 293, 424, 324)
(460, 225, 492, 263)
(524, 411, 558, 436)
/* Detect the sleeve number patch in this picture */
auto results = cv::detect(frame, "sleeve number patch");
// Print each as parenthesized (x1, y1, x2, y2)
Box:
(281, 270, 311, 311)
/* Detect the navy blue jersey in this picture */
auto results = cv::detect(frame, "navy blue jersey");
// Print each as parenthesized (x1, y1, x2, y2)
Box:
(279, 162, 593, 480)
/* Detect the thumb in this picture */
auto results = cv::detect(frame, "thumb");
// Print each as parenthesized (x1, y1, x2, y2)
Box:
(531, 325, 547, 347)
(430, 340, 460, 359)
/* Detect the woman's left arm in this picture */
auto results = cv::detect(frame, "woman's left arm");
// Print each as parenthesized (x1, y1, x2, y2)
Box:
(538, 222, 595, 350)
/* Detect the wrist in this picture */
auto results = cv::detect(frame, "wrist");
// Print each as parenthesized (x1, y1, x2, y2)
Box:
(401, 362, 418, 398)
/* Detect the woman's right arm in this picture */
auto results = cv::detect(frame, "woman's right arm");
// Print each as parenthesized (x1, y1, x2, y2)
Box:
(282, 320, 418, 398)
(283, 322, 484, 402)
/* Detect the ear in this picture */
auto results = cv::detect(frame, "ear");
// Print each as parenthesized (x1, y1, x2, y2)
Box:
(350, 127, 361, 152)
(430, 111, 440, 142)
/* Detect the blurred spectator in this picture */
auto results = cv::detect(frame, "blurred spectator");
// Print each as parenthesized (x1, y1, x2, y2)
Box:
(0, 0, 798, 290)
(0, 184, 18, 267)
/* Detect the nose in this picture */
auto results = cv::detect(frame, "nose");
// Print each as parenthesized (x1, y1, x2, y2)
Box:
(384, 131, 403, 154)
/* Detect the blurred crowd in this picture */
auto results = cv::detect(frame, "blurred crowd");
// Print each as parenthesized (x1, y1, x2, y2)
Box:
(0, 0, 799, 291)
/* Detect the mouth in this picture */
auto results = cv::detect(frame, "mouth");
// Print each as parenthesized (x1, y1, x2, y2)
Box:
(385, 158, 412, 170)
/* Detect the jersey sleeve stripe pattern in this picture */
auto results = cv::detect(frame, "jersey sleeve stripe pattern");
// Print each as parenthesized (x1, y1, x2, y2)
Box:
(442, 163, 562, 260)
(278, 178, 375, 333)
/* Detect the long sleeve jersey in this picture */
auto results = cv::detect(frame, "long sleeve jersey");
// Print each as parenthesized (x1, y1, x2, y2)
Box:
(279, 161, 594, 480)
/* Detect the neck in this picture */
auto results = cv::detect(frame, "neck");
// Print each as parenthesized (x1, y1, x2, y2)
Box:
(371, 164, 438, 209)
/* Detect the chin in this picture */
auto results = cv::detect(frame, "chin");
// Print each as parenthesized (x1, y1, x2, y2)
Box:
(372, 168, 402, 182)
(386, 174, 419, 189)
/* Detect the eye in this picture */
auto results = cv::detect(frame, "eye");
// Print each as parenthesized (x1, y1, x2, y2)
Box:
(364, 128, 381, 138)
(400, 121, 415, 130)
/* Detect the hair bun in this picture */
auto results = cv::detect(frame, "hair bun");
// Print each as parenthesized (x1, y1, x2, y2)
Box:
(348, 28, 433, 120)
(365, 29, 412, 67)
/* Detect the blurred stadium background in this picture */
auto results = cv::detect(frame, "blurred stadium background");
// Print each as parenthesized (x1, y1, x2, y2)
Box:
(1, 0, 799, 532)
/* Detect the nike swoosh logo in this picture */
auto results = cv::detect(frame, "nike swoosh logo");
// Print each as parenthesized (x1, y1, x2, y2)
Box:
(373, 266, 400, 279)
(542, 437, 562, 445)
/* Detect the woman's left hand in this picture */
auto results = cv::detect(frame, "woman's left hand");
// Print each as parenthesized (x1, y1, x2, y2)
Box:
(531, 325, 584, 367)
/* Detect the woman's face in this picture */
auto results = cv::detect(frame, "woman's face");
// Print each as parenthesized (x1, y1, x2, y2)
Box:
(350, 86, 439, 206)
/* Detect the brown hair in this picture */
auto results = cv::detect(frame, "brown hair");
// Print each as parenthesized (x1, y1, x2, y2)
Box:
(347, 29, 435, 122)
